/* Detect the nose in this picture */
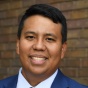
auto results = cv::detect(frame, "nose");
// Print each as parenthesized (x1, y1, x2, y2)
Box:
(32, 38, 46, 51)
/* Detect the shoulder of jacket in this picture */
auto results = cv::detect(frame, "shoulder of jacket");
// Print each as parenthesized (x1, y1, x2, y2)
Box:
(0, 74, 18, 87)
(65, 76, 88, 88)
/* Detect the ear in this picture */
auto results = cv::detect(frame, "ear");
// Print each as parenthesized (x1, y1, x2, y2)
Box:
(16, 39, 20, 55)
(61, 42, 67, 59)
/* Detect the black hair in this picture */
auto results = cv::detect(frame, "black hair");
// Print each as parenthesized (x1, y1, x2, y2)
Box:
(18, 4, 67, 43)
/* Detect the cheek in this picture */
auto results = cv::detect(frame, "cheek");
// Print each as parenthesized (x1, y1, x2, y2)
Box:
(49, 44, 62, 57)
(18, 41, 28, 57)
(49, 44, 62, 63)
(19, 45, 28, 55)
(19, 40, 31, 51)
(47, 45, 62, 70)
(18, 42, 30, 64)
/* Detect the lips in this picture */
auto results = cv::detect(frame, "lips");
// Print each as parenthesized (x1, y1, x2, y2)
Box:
(32, 57, 46, 61)
(29, 55, 48, 65)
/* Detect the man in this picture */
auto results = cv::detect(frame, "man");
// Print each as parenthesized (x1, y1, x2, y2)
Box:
(0, 4, 88, 88)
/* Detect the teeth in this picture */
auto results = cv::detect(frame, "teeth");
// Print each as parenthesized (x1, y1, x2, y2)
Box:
(32, 57, 45, 61)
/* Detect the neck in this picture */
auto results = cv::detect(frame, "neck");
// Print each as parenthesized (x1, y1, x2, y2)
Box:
(22, 70, 51, 86)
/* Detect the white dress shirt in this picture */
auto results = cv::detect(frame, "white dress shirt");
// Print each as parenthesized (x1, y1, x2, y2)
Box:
(16, 68, 58, 88)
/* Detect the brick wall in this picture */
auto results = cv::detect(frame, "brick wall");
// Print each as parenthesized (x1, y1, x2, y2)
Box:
(0, 0, 88, 85)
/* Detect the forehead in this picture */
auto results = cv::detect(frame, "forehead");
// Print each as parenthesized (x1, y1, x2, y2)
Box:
(22, 15, 62, 35)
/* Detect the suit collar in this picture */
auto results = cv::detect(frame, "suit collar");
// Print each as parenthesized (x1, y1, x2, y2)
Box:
(51, 69, 69, 88)
(5, 69, 69, 88)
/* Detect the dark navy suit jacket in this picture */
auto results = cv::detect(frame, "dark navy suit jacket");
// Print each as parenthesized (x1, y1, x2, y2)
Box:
(0, 69, 88, 88)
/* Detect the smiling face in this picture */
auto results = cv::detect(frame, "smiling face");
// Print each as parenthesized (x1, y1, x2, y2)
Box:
(16, 15, 67, 79)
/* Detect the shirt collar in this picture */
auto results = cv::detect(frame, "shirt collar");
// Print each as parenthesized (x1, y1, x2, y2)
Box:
(16, 68, 58, 88)
(16, 68, 31, 88)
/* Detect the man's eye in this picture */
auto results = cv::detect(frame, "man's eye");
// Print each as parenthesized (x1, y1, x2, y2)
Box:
(46, 38, 55, 42)
(26, 36, 35, 40)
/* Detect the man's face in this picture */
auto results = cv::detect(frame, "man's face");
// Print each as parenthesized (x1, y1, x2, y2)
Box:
(16, 15, 67, 77)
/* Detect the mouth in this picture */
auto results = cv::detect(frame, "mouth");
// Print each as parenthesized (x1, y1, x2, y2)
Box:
(32, 57, 46, 60)
(29, 55, 47, 65)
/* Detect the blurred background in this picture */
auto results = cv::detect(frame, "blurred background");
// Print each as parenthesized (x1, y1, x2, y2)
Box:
(0, 0, 88, 85)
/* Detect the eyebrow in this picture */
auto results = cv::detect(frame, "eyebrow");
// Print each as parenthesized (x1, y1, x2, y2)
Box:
(24, 31, 36, 35)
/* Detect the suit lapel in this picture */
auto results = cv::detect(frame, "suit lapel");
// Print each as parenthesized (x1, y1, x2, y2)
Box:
(4, 70, 69, 88)
(51, 69, 69, 88)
